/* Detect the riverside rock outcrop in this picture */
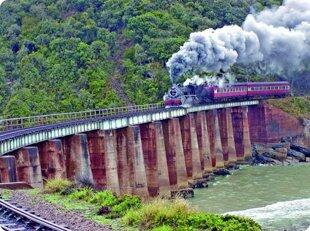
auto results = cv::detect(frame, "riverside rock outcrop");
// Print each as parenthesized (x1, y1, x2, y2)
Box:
(250, 143, 309, 165)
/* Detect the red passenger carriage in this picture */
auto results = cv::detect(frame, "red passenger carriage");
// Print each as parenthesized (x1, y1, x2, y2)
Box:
(164, 81, 291, 107)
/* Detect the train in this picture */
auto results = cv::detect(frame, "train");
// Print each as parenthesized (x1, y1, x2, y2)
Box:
(164, 81, 291, 107)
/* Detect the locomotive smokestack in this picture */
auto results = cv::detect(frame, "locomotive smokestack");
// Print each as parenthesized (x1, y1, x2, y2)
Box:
(167, 0, 310, 83)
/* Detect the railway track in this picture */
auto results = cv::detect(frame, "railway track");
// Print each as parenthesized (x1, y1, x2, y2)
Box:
(0, 199, 71, 231)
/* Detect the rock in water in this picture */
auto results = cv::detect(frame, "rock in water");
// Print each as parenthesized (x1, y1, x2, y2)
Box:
(213, 168, 230, 176)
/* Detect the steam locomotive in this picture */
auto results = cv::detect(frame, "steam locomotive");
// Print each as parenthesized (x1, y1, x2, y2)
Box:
(164, 81, 291, 107)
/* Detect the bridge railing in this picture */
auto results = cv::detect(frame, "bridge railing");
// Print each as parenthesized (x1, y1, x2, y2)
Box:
(0, 103, 164, 133)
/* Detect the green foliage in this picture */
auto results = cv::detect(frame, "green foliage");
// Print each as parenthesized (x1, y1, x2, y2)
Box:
(122, 198, 262, 231)
(111, 195, 141, 217)
(62, 188, 142, 218)
(89, 190, 119, 207)
(268, 97, 310, 119)
(69, 187, 94, 202)
(0, 0, 285, 117)
(44, 179, 74, 194)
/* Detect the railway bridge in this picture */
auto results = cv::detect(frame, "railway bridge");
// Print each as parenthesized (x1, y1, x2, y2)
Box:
(0, 100, 303, 197)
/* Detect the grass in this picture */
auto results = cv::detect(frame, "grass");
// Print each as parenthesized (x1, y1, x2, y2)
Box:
(0, 189, 12, 200)
(268, 96, 310, 118)
(122, 198, 261, 231)
(43, 178, 73, 194)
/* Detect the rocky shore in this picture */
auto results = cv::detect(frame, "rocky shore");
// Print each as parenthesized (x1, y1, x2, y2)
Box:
(250, 142, 310, 165)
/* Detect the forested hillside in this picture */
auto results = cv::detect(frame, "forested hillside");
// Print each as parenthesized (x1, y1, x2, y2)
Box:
(0, 0, 282, 118)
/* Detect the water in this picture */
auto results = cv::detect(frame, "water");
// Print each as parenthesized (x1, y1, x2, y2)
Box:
(189, 164, 310, 231)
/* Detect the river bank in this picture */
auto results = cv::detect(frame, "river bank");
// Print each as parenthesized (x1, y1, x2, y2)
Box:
(1, 180, 261, 231)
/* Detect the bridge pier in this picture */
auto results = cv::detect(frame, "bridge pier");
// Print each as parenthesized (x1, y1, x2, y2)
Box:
(15, 147, 43, 188)
(116, 129, 132, 195)
(62, 134, 94, 185)
(206, 110, 224, 168)
(87, 131, 107, 189)
(242, 107, 252, 159)
(232, 107, 252, 161)
(180, 114, 203, 185)
(38, 140, 66, 180)
(141, 123, 160, 197)
(103, 130, 120, 195)
(195, 112, 213, 173)
(153, 122, 171, 197)
(163, 118, 188, 191)
(218, 108, 237, 164)
(127, 126, 149, 198)
(0, 156, 17, 183)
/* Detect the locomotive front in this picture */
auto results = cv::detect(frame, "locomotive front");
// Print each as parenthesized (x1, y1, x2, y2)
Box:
(163, 84, 183, 107)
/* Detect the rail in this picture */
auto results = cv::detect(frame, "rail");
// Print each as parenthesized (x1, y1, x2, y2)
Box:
(0, 199, 71, 231)
(0, 103, 164, 133)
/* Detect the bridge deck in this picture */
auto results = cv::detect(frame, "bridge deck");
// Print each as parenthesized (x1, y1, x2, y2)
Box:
(0, 101, 259, 155)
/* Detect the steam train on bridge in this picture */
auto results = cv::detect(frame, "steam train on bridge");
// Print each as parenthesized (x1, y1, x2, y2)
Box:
(164, 81, 291, 107)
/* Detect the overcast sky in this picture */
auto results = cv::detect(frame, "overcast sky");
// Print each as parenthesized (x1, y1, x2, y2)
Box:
(0, 0, 5, 5)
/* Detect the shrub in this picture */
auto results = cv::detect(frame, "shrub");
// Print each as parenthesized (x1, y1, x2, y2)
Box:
(111, 195, 141, 217)
(90, 190, 119, 207)
(122, 198, 193, 230)
(44, 179, 73, 194)
(151, 225, 174, 231)
(69, 187, 94, 202)
(122, 198, 262, 231)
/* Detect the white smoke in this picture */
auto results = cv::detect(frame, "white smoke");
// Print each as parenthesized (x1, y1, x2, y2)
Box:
(183, 73, 236, 87)
(167, 0, 310, 83)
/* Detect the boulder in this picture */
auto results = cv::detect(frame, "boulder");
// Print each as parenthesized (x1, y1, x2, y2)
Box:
(271, 143, 290, 149)
(253, 145, 267, 155)
(262, 148, 286, 161)
(213, 168, 230, 176)
(290, 144, 310, 157)
(287, 149, 306, 162)
(97, 206, 112, 215)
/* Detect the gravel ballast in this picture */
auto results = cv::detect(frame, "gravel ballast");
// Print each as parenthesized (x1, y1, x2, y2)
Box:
(7, 191, 111, 231)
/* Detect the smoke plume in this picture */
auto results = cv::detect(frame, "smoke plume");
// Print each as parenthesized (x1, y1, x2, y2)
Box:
(167, 0, 310, 83)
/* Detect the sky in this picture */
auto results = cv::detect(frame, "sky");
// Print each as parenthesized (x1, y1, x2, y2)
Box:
(0, 0, 4, 5)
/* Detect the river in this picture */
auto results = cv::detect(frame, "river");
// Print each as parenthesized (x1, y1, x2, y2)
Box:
(189, 164, 310, 231)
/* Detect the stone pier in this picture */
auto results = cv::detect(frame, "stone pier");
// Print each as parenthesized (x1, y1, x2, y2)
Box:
(140, 123, 159, 197)
(206, 110, 224, 168)
(62, 134, 94, 184)
(0, 156, 17, 183)
(38, 140, 66, 180)
(218, 108, 237, 164)
(195, 111, 213, 173)
(116, 128, 132, 195)
(15, 147, 43, 188)
(103, 130, 120, 195)
(153, 122, 171, 197)
(163, 118, 188, 191)
(87, 131, 106, 189)
(180, 114, 203, 184)
(242, 107, 252, 159)
(127, 126, 149, 198)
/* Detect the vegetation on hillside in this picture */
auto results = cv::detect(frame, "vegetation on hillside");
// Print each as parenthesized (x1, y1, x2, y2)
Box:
(268, 97, 310, 119)
(0, 0, 283, 118)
